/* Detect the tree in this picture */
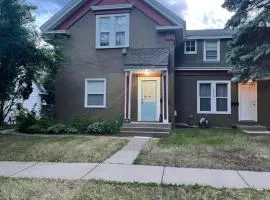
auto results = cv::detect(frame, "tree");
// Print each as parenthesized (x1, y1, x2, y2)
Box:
(222, 0, 270, 82)
(0, 0, 61, 124)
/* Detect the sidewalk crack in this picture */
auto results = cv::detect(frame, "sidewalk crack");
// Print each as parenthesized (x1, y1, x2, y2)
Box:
(237, 171, 251, 188)
(161, 166, 165, 184)
(80, 163, 100, 179)
(9, 162, 39, 177)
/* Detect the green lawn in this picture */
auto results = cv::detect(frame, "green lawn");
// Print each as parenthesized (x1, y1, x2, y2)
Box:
(0, 177, 269, 200)
(0, 134, 128, 163)
(135, 128, 270, 171)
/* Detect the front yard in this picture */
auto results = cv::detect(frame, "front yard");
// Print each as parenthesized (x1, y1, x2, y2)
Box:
(0, 134, 128, 163)
(135, 128, 270, 171)
(0, 177, 269, 200)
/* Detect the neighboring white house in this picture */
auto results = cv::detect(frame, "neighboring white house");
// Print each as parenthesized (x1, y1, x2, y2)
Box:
(4, 82, 47, 124)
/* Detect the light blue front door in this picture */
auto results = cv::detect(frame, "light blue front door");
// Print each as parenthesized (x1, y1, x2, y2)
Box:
(141, 80, 157, 121)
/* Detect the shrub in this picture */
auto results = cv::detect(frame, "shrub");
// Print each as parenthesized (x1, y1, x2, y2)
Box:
(37, 117, 56, 129)
(87, 122, 105, 134)
(47, 124, 66, 134)
(70, 116, 94, 132)
(16, 110, 38, 133)
(64, 126, 79, 134)
(27, 124, 47, 134)
(87, 117, 123, 135)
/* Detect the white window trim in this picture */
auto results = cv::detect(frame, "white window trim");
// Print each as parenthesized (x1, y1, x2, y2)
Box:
(96, 13, 130, 49)
(184, 40, 197, 54)
(197, 80, 231, 115)
(85, 78, 107, 108)
(203, 40, 220, 62)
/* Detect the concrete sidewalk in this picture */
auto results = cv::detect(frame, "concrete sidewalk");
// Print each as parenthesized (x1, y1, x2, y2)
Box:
(104, 137, 150, 164)
(1, 161, 270, 190)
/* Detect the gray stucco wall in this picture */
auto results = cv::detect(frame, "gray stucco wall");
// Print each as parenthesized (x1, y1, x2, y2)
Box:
(56, 8, 175, 123)
(176, 39, 231, 68)
(175, 71, 238, 127)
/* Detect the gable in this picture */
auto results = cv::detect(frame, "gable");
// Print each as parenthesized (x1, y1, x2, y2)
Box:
(40, 0, 185, 32)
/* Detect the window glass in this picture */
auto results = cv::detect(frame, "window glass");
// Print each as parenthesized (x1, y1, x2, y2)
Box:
(185, 40, 196, 53)
(205, 41, 218, 60)
(86, 80, 105, 107)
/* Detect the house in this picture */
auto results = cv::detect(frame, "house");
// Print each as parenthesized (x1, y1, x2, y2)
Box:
(5, 82, 47, 124)
(41, 0, 270, 131)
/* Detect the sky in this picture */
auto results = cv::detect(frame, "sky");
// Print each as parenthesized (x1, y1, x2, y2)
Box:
(30, 0, 233, 30)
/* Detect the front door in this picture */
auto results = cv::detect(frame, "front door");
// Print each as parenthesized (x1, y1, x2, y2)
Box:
(138, 78, 160, 121)
(239, 83, 257, 121)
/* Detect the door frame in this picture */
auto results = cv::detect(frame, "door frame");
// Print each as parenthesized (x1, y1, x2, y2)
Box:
(238, 82, 258, 122)
(138, 77, 161, 122)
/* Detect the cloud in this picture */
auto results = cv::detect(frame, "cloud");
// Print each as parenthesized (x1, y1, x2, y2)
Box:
(30, 0, 233, 30)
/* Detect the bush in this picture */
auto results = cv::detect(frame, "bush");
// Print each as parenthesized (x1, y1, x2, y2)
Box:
(47, 124, 67, 134)
(64, 126, 79, 134)
(27, 124, 47, 134)
(87, 117, 123, 135)
(37, 117, 56, 129)
(16, 110, 38, 133)
(87, 122, 105, 134)
(70, 116, 94, 132)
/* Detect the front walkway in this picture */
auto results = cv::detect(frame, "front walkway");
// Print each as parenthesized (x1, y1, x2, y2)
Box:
(104, 137, 150, 164)
(1, 161, 270, 190)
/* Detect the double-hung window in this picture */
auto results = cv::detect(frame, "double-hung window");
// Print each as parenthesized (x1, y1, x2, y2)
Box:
(96, 14, 129, 48)
(184, 40, 197, 54)
(204, 40, 220, 62)
(85, 79, 106, 108)
(197, 81, 231, 114)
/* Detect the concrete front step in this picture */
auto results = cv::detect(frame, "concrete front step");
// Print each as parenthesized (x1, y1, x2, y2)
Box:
(119, 131, 170, 138)
(121, 127, 171, 133)
(123, 122, 171, 129)
(237, 125, 268, 132)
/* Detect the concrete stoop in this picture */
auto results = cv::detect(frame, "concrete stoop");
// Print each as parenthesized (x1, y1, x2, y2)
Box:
(120, 122, 171, 137)
(237, 124, 270, 134)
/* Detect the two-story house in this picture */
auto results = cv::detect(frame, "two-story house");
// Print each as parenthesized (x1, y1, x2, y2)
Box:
(41, 0, 270, 132)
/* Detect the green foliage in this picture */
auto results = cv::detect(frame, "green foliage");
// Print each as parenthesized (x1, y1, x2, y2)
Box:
(87, 117, 123, 135)
(87, 122, 105, 135)
(222, 0, 270, 81)
(64, 126, 79, 134)
(47, 124, 66, 134)
(70, 116, 94, 132)
(16, 110, 38, 133)
(0, 0, 64, 123)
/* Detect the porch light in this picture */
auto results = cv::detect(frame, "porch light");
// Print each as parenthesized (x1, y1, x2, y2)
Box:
(144, 70, 150, 75)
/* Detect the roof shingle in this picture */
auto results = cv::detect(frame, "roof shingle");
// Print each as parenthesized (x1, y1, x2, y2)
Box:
(124, 48, 169, 69)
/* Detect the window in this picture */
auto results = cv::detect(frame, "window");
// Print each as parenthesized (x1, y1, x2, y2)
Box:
(85, 79, 106, 108)
(96, 14, 129, 48)
(204, 40, 220, 62)
(184, 40, 197, 54)
(197, 81, 231, 114)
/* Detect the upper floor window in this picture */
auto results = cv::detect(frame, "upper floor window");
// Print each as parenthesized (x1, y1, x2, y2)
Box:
(96, 14, 129, 49)
(204, 40, 220, 62)
(184, 40, 197, 54)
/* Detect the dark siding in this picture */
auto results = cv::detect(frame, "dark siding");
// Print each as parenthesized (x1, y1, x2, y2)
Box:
(257, 80, 270, 127)
(176, 39, 231, 68)
(175, 71, 238, 127)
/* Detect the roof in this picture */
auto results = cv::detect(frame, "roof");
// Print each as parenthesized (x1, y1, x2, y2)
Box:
(40, 0, 185, 32)
(124, 48, 169, 69)
(186, 29, 234, 39)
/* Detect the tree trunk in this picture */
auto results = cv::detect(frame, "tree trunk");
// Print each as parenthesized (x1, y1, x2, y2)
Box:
(0, 101, 5, 125)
